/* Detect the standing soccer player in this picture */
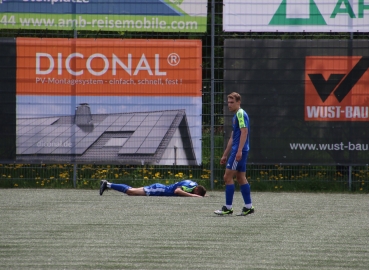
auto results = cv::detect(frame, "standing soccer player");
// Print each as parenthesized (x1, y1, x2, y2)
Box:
(214, 92, 254, 216)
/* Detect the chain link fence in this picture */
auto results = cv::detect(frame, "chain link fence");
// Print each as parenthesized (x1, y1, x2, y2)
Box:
(0, 1, 368, 192)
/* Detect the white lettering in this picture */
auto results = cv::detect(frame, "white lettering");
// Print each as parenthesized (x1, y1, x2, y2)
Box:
(35, 52, 169, 76)
(86, 53, 109, 76)
(112, 54, 131, 76)
(134, 54, 152, 75)
(36, 53, 54, 75)
(66, 53, 83, 76)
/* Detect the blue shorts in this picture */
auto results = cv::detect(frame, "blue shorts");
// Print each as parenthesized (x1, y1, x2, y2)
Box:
(143, 183, 172, 196)
(226, 151, 248, 172)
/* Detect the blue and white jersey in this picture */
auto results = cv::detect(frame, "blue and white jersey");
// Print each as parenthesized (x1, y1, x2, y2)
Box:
(232, 108, 250, 152)
(143, 180, 198, 196)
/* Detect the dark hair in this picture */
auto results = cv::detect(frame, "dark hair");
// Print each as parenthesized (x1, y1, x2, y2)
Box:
(227, 92, 241, 102)
(195, 185, 207, 197)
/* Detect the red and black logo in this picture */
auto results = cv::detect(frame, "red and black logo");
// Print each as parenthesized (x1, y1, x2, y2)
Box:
(305, 56, 369, 121)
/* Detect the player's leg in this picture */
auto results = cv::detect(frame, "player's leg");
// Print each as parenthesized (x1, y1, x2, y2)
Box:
(99, 179, 133, 196)
(214, 153, 237, 215)
(236, 153, 254, 216)
(125, 187, 146, 196)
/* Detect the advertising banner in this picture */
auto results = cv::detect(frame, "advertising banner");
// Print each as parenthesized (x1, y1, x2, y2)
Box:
(0, 38, 203, 165)
(224, 39, 369, 165)
(223, 0, 369, 32)
(0, 0, 207, 32)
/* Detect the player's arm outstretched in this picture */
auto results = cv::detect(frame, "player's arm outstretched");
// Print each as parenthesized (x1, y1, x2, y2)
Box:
(174, 187, 203, 197)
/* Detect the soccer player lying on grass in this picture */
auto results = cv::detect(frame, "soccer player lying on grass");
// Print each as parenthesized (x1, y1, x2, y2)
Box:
(99, 179, 206, 197)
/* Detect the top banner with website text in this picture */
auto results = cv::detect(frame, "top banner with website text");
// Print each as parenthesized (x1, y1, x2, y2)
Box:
(224, 39, 369, 165)
(0, 0, 207, 32)
(223, 0, 369, 32)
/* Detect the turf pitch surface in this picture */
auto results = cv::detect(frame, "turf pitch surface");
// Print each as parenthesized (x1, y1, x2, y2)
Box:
(0, 189, 368, 269)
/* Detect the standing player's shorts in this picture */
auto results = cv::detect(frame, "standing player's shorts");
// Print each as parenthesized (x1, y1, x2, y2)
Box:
(226, 151, 249, 172)
(143, 183, 171, 196)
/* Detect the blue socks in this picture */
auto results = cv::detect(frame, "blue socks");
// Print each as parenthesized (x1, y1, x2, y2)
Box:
(111, 183, 131, 193)
(225, 184, 235, 208)
(225, 183, 252, 209)
(240, 183, 252, 207)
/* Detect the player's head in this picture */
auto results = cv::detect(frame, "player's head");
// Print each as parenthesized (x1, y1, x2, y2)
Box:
(227, 92, 241, 102)
(227, 92, 241, 112)
(193, 185, 207, 197)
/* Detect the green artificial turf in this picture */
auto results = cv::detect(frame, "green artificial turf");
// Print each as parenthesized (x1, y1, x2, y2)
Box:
(0, 189, 368, 269)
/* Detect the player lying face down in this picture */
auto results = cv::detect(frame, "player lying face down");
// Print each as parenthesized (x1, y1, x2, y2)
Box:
(100, 179, 206, 197)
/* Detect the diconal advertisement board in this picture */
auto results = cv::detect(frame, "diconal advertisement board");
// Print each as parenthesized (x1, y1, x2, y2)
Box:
(223, 0, 369, 32)
(224, 39, 369, 165)
(0, 38, 202, 165)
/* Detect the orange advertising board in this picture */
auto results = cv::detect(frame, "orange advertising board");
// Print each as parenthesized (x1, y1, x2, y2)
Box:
(16, 38, 202, 97)
(305, 56, 369, 121)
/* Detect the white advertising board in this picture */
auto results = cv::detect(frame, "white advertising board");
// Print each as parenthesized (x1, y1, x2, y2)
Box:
(223, 0, 369, 32)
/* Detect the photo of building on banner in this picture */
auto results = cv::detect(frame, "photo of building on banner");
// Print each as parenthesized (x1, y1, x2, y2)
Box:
(15, 38, 202, 165)
(0, 0, 207, 32)
(223, 0, 369, 32)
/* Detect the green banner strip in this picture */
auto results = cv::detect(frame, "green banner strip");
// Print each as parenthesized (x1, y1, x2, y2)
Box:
(0, 13, 207, 32)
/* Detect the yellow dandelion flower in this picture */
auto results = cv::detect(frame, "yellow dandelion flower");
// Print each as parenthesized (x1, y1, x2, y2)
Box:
(14, 183, 18, 187)
(144, 176, 148, 180)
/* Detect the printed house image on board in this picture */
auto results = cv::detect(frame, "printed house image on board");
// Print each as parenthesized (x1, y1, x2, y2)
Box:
(16, 104, 197, 165)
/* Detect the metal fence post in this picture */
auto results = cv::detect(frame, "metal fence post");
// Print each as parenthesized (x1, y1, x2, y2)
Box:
(348, 165, 352, 191)
(72, 2, 78, 189)
(210, 0, 215, 190)
(73, 163, 77, 188)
